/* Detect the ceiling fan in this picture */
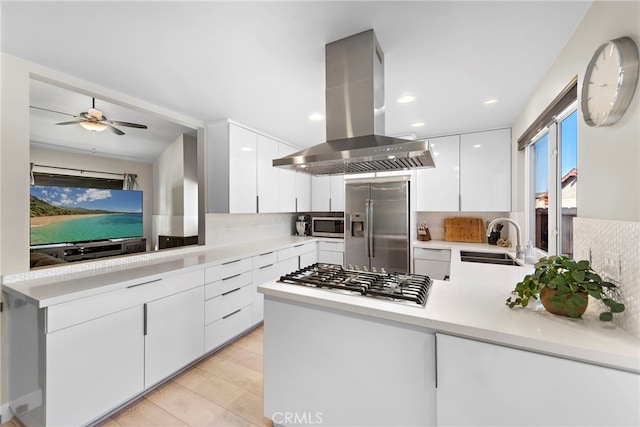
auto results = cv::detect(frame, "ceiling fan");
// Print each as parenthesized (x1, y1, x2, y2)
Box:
(30, 98, 148, 135)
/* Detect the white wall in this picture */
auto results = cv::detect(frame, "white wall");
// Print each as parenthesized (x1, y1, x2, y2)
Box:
(512, 1, 640, 222)
(30, 147, 153, 249)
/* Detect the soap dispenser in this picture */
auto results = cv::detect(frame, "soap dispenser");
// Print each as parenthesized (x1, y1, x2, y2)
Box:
(525, 241, 536, 264)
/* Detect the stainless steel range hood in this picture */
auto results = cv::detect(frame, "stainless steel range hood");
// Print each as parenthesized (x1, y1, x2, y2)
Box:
(273, 29, 435, 175)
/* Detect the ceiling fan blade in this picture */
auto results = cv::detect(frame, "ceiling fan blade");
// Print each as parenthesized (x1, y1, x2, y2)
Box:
(105, 120, 148, 129)
(105, 123, 125, 135)
(30, 106, 77, 117)
(55, 120, 84, 125)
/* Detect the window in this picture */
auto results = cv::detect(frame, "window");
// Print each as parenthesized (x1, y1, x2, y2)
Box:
(526, 105, 577, 257)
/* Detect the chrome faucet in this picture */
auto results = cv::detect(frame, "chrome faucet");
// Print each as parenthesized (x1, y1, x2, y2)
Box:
(487, 218, 524, 260)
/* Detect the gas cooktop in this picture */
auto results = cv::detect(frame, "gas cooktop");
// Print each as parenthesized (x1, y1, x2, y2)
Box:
(278, 263, 431, 307)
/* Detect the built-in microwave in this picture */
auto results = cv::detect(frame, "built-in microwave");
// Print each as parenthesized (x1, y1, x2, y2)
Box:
(311, 217, 344, 238)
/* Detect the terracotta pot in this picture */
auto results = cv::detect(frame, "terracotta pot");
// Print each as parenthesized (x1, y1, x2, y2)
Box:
(539, 287, 588, 318)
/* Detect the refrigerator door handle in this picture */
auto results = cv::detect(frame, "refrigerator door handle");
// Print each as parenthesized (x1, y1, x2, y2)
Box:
(369, 199, 374, 258)
(365, 199, 371, 259)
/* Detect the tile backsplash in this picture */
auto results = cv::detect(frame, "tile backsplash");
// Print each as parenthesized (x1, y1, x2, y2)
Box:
(573, 217, 640, 339)
(205, 213, 297, 247)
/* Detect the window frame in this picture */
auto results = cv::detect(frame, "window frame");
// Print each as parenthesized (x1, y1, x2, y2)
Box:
(525, 101, 577, 258)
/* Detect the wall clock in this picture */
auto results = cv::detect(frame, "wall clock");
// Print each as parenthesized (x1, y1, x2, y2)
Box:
(581, 36, 639, 127)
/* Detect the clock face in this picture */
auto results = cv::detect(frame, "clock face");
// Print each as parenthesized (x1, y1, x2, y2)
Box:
(583, 42, 621, 126)
(581, 37, 640, 127)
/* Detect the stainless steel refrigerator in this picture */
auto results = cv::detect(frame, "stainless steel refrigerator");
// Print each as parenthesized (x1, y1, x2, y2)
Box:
(345, 177, 410, 273)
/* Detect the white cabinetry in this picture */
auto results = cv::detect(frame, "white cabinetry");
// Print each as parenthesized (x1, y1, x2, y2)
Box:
(415, 129, 510, 212)
(276, 242, 317, 275)
(460, 128, 511, 211)
(295, 172, 311, 212)
(277, 142, 297, 212)
(46, 306, 144, 426)
(257, 134, 279, 213)
(207, 120, 309, 213)
(264, 297, 436, 426)
(204, 258, 254, 352)
(413, 247, 451, 279)
(416, 135, 460, 211)
(229, 124, 258, 213)
(312, 175, 345, 212)
(318, 240, 344, 266)
(10, 269, 206, 427)
(252, 251, 279, 324)
(144, 286, 204, 387)
(436, 333, 640, 426)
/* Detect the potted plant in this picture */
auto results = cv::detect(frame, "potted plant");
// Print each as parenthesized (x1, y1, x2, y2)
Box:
(507, 255, 625, 321)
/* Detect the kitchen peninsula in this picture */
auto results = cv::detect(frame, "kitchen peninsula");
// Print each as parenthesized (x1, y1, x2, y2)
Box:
(259, 242, 640, 427)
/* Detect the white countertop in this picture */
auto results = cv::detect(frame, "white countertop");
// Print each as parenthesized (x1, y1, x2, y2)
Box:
(3, 236, 319, 308)
(259, 240, 640, 373)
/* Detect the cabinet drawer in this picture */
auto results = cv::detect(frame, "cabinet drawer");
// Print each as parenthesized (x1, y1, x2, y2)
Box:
(46, 269, 205, 333)
(205, 284, 252, 325)
(205, 257, 252, 283)
(252, 251, 277, 269)
(204, 306, 253, 352)
(318, 240, 345, 252)
(414, 259, 450, 280)
(254, 263, 278, 286)
(414, 248, 451, 262)
(277, 242, 315, 261)
(205, 271, 252, 300)
(318, 250, 344, 265)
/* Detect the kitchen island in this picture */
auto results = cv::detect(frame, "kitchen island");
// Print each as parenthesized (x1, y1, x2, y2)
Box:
(258, 242, 640, 426)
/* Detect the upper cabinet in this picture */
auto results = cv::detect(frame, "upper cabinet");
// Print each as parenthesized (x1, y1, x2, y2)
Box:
(311, 175, 344, 212)
(207, 120, 310, 214)
(416, 135, 460, 211)
(228, 124, 258, 213)
(257, 135, 280, 213)
(460, 128, 511, 211)
(416, 128, 511, 212)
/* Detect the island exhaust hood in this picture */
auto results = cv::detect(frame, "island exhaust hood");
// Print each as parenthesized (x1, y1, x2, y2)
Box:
(273, 29, 435, 175)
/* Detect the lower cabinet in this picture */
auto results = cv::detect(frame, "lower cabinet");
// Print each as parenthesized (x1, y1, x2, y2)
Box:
(46, 306, 145, 426)
(317, 240, 344, 266)
(413, 248, 451, 280)
(204, 261, 254, 352)
(144, 286, 204, 387)
(7, 269, 206, 427)
(436, 333, 640, 426)
(252, 251, 279, 324)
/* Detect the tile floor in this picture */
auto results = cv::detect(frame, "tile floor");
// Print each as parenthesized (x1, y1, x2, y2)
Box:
(3, 326, 271, 427)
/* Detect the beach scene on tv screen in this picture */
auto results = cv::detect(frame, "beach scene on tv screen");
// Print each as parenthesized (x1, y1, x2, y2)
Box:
(30, 186, 143, 245)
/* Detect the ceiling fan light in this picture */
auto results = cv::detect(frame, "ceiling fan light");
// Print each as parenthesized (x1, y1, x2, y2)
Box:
(80, 121, 107, 132)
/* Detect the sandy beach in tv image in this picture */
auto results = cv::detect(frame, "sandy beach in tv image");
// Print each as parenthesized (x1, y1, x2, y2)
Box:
(30, 186, 143, 245)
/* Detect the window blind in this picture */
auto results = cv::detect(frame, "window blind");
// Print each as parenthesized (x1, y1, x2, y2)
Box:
(517, 76, 577, 151)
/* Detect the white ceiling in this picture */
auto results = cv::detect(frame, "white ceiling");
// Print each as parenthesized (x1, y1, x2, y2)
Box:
(3, 1, 592, 162)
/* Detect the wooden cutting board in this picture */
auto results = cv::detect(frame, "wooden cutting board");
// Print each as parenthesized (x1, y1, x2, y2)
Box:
(444, 217, 485, 243)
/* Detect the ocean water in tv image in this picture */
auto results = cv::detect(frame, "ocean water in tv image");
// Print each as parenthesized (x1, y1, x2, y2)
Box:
(31, 213, 143, 245)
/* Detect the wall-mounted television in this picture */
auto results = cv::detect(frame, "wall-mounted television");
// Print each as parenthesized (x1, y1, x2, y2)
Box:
(30, 185, 143, 246)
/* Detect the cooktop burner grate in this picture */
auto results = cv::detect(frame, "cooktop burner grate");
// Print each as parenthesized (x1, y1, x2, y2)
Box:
(278, 263, 431, 306)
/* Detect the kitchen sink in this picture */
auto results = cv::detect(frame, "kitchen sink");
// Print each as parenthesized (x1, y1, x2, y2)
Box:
(460, 250, 522, 266)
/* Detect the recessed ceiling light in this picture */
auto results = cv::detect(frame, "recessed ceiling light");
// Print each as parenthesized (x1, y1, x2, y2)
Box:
(411, 121, 425, 128)
(473, 144, 482, 148)
(308, 113, 323, 121)
(397, 95, 416, 104)
(484, 98, 499, 105)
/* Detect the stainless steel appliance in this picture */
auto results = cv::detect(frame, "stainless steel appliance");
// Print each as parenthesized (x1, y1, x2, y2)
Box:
(273, 29, 435, 175)
(345, 177, 410, 273)
(311, 217, 344, 238)
(278, 263, 431, 307)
